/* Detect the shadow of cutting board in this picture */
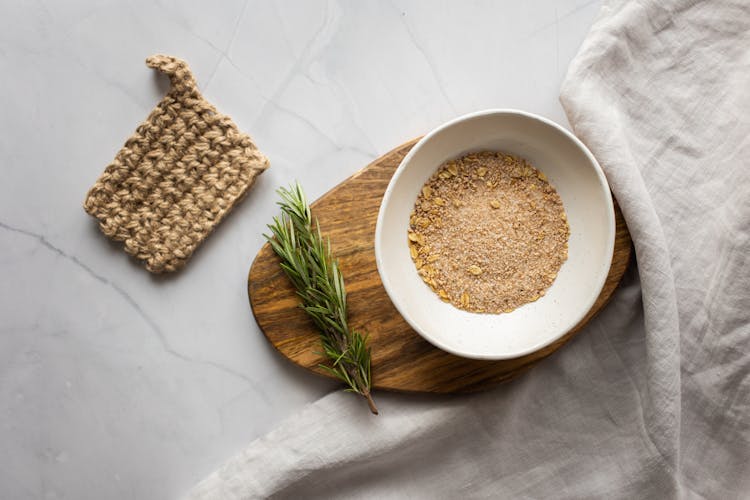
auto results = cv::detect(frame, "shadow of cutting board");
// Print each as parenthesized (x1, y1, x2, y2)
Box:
(248, 139, 632, 393)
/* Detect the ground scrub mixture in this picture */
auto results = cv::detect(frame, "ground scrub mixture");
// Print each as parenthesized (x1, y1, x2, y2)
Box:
(408, 151, 569, 314)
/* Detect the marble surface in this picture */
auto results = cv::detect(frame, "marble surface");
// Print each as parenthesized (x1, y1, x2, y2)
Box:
(0, 1, 602, 498)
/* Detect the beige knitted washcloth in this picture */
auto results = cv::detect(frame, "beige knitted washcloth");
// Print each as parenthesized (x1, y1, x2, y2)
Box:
(84, 54, 269, 273)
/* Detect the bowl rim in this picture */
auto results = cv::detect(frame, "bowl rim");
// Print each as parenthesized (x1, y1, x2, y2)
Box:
(374, 108, 616, 360)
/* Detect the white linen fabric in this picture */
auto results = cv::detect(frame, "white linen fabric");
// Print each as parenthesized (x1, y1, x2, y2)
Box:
(188, 0, 750, 498)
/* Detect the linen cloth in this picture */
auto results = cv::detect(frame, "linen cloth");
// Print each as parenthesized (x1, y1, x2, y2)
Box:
(188, 0, 750, 497)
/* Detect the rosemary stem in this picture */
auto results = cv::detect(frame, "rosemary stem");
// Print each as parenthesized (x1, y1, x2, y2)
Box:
(364, 390, 379, 415)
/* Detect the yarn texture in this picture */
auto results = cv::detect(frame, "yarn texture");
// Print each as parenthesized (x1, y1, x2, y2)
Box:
(84, 55, 269, 273)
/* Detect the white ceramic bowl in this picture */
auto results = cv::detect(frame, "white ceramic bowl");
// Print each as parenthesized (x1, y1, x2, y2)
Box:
(375, 109, 615, 360)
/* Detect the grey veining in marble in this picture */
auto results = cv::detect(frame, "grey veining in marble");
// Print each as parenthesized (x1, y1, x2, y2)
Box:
(0, 1, 602, 498)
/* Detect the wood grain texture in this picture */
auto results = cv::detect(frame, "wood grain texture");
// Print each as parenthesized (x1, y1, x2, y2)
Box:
(248, 139, 632, 393)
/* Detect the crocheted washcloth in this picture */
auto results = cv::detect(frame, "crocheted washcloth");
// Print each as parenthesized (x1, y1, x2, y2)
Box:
(84, 54, 269, 273)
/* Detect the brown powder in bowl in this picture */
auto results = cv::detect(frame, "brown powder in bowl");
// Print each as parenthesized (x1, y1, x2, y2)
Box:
(407, 151, 569, 314)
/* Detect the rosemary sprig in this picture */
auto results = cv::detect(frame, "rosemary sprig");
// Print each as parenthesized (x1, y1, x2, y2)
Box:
(264, 182, 378, 414)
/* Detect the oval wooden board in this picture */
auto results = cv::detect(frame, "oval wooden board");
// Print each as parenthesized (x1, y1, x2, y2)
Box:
(249, 139, 632, 393)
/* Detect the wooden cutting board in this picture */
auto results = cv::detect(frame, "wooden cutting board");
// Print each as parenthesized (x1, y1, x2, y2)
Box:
(248, 139, 632, 393)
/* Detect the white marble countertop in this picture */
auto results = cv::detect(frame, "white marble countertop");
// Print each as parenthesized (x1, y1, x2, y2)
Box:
(1, 1, 602, 498)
